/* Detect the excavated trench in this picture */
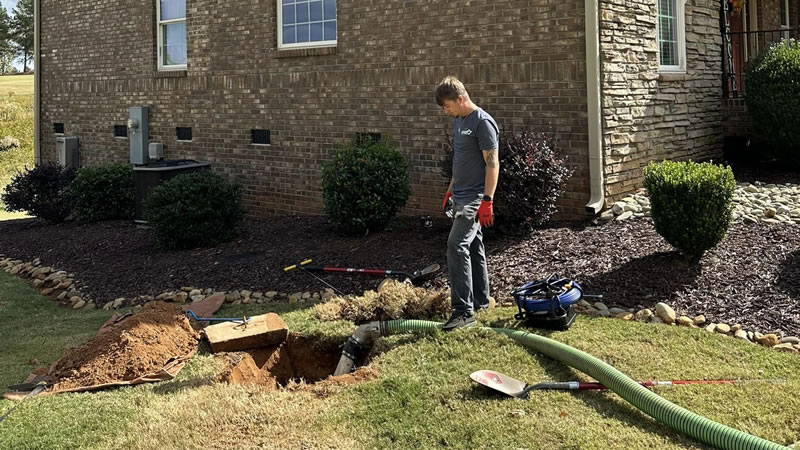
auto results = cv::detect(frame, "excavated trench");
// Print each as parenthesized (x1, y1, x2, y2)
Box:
(214, 333, 376, 389)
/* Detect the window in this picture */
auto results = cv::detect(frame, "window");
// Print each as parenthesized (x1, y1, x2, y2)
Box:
(157, 0, 187, 70)
(278, 0, 337, 49)
(657, 0, 686, 72)
(114, 125, 128, 138)
(781, 0, 790, 39)
(53, 123, 64, 134)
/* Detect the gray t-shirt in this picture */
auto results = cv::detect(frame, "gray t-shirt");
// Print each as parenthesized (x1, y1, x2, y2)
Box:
(451, 108, 499, 203)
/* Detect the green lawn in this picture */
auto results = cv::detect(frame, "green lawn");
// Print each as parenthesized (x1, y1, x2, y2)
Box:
(0, 270, 799, 449)
(0, 74, 34, 216)
(0, 74, 34, 96)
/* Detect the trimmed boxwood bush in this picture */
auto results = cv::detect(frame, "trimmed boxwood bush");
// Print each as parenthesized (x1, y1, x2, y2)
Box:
(321, 137, 411, 235)
(643, 160, 736, 263)
(744, 38, 800, 162)
(71, 164, 134, 222)
(1, 162, 75, 223)
(144, 170, 245, 250)
(441, 127, 573, 235)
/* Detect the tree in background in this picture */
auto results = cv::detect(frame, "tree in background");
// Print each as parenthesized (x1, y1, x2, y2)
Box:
(0, 6, 16, 74)
(10, 0, 33, 72)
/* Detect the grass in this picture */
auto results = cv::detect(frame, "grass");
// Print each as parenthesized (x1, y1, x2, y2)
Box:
(0, 270, 799, 449)
(0, 74, 34, 220)
(0, 75, 34, 96)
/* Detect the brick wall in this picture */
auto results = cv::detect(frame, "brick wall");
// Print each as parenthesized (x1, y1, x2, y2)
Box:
(39, 0, 593, 219)
(722, 97, 752, 137)
(598, 0, 724, 202)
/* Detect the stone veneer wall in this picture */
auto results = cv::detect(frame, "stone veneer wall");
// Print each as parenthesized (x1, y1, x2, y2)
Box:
(598, 0, 724, 203)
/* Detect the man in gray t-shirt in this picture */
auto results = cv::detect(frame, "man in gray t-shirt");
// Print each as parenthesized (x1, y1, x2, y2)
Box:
(435, 76, 500, 331)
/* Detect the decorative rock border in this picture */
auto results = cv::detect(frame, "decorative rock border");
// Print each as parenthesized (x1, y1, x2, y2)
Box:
(574, 300, 800, 354)
(0, 256, 338, 312)
(3, 255, 798, 355)
(601, 182, 800, 224)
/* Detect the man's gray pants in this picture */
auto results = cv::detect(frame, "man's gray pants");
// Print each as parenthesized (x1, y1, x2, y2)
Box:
(447, 197, 490, 316)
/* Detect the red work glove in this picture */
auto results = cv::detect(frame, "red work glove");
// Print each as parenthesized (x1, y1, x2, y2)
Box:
(477, 199, 494, 227)
(442, 191, 452, 210)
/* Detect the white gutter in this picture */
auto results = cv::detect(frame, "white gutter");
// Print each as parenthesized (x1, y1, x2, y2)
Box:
(33, 0, 40, 165)
(584, 0, 605, 214)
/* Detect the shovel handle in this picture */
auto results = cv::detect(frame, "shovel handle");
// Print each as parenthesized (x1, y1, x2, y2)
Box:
(284, 259, 313, 272)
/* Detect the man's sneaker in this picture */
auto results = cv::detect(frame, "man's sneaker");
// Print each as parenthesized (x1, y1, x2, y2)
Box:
(442, 312, 477, 332)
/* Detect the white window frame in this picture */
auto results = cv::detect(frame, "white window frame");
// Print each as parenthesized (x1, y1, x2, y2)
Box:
(277, 0, 337, 50)
(657, 0, 687, 73)
(780, 0, 790, 40)
(157, 0, 187, 71)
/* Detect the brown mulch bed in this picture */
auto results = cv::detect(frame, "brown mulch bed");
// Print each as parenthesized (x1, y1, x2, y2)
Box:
(1, 210, 799, 336)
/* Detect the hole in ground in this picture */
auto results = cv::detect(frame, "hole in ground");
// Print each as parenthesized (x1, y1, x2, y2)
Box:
(215, 333, 375, 389)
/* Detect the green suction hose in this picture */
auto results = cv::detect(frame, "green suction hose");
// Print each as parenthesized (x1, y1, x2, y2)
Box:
(379, 319, 789, 450)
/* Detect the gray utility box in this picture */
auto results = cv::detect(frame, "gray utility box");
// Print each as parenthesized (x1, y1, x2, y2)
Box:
(133, 160, 211, 223)
(129, 106, 150, 165)
(56, 136, 79, 169)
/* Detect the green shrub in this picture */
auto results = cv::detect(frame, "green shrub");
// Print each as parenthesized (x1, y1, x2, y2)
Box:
(744, 38, 800, 161)
(321, 137, 411, 235)
(71, 164, 134, 222)
(144, 170, 245, 250)
(642, 160, 736, 263)
(441, 128, 573, 235)
(1, 162, 76, 223)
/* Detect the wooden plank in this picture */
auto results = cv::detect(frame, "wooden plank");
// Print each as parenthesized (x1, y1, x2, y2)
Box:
(205, 313, 288, 353)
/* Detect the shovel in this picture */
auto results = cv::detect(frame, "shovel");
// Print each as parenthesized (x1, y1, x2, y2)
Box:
(470, 370, 786, 400)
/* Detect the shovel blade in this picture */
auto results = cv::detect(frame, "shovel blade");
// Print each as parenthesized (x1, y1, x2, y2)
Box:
(412, 264, 440, 283)
(470, 370, 529, 399)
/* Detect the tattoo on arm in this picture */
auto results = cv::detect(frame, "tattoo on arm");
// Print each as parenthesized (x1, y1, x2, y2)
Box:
(485, 149, 499, 168)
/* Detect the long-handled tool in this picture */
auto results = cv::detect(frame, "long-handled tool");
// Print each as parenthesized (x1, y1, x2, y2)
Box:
(284, 259, 440, 287)
(185, 310, 251, 324)
(0, 381, 48, 423)
(470, 370, 786, 399)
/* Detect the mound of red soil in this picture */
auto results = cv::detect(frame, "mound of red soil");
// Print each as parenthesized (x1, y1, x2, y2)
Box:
(48, 301, 199, 391)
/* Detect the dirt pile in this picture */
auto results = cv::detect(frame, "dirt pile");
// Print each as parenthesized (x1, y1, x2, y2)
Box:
(48, 301, 199, 391)
(313, 279, 450, 322)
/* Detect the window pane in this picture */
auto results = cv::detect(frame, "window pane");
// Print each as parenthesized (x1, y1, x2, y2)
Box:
(323, 20, 336, 41)
(780, 0, 788, 26)
(310, 1, 323, 21)
(310, 22, 324, 41)
(296, 3, 309, 23)
(296, 23, 310, 42)
(160, 0, 185, 21)
(660, 42, 676, 66)
(283, 25, 296, 44)
(283, 4, 295, 24)
(283, 0, 293, 4)
(323, 0, 336, 20)
(162, 22, 186, 65)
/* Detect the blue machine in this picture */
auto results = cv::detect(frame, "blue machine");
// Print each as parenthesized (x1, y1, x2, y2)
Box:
(512, 274, 593, 330)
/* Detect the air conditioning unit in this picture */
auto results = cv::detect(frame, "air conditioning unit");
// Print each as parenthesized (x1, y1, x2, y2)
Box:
(148, 142, 164, 160)
(56, 136, 79, 169)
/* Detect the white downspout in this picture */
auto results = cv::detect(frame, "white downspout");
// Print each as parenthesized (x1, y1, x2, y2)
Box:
(33, 0, 41, 165)
(584, 0, 605, 214)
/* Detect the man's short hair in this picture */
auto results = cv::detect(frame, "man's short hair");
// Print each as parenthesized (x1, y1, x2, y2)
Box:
(435, 76, 468, 106)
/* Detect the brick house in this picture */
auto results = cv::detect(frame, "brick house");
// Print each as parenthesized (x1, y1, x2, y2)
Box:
(30, 0, 797, 220)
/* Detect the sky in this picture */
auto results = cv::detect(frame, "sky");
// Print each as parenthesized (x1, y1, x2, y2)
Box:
(1, 0, 18, 14)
